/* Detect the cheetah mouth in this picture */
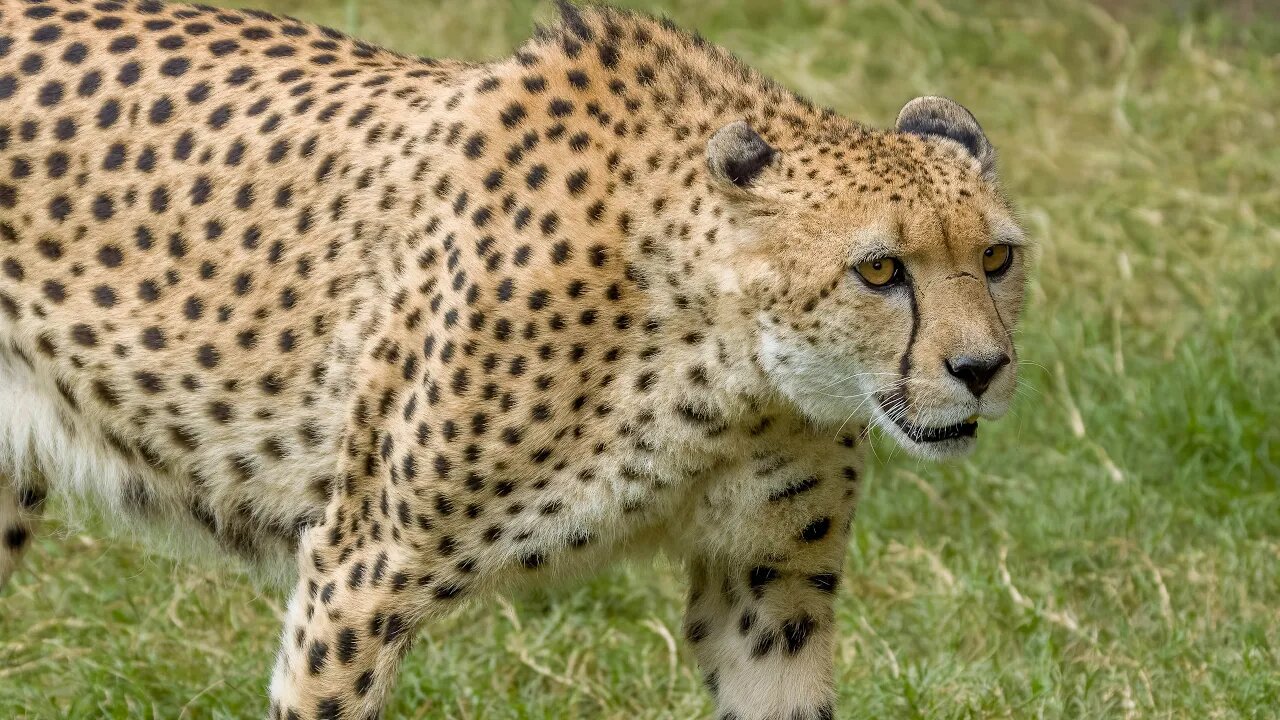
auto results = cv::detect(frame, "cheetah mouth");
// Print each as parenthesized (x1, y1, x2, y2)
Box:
(876, 395, 978, 443)
(894, 416, 978, 443)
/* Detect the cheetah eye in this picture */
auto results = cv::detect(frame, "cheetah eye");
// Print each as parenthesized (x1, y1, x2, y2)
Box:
(853, 257, 903, 288)
(982, 243, 1014, 276)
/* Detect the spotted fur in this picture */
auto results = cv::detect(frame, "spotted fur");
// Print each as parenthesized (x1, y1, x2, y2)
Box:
(0, 1, 1028, 717)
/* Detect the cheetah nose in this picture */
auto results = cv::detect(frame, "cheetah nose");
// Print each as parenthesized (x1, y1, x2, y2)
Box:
(944, 353, 1010, 398)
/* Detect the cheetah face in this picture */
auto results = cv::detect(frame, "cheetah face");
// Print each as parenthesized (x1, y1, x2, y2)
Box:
(710, 99, 1029, 459)
(783, 209, 1028, 461)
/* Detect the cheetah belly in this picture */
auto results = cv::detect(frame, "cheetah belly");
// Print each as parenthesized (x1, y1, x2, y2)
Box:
(0, 341, 294, 578)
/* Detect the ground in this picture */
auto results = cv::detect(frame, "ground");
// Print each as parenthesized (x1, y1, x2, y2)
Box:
(1, 0, 1277, 718)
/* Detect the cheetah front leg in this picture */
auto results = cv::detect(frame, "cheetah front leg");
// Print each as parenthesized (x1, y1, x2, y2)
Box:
(268, 520, 441, 720)
(682, 442, 861, 720)
(684, 549, 845, 720)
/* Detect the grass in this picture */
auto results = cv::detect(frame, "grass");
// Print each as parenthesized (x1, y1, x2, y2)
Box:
(3, 0, 1279, 717)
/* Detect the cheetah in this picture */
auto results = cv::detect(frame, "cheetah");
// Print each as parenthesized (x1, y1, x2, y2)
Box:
(0, 0, 1029, 717)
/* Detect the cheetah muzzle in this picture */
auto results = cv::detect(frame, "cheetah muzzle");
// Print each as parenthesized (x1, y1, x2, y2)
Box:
(0, 1, 1029, 718)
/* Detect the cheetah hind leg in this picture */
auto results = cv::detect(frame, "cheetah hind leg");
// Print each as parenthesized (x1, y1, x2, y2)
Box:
(0, 473, 46, 591)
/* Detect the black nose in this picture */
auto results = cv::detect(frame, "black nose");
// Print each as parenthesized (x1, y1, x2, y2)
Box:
(945, 354, 1010, 397)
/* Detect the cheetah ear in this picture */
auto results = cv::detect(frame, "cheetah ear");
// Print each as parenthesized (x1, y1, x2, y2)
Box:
(895, 96, 996, 181)
(706, 120, 778, 190)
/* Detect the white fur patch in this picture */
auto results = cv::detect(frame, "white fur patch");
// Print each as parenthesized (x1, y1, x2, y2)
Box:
(758, 325, 873, 427)
(0, 347, 135, 514)
(713, 264, 741, 295)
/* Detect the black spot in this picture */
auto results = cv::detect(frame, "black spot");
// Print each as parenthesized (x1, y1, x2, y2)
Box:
(37, 81, 64, 107)
(187, 82, 212, 103)
(306, 640, 328, 675)
(210, 39, 239, 56)
(149, 97, 175, 124)
(138, 280, 161, 302)
(70, 324, 98, 347)
(565, 170, 588, 195)
(92, 194, 115, 221)
(196, 344, 220, 369)
(685, 619, 709, 643)
(116, 61, 141, 84)
(463, 133, 486, 158)
(354, 671, 374, 696)
(134, 371, 163, 393)
(160, 58, 190, 77)
(4, 526, 28, 549)
(97, 99, 122, 128)
(807, 573, 839, 594)
(158, 34, 186, 51)
(748, 566, 780, 596)
(108, 35, 138, 53)
(598, 43, 619, 69)
(93, 285, 117, 307)
(750, 629, 778, 658)
(525, 164, 548, 190)
(0, 183, 18, 212)
(52, 118, 76, 141)
(1, 258, 21, 280)
(336, 627, 357, 664)
(799, 517, 832, 543)
(103, 144, 126, 170)
(98, 245, 124, 267)
(548, 98, 574, 117)
(499, 102, 526, 128)
(384, 613, 408, 643)
(31, 25, 61, 44)
(42, 280, 65, 303)
(227, 66, 254, 85)
(208, 104, 232, 128)
(316, 697, 343, 720)
(191, 176, 213, 204)
(768, 475, 820, 502)
(47, 194, 73, 221)
(184, 295, 204, 320)
(208, 401, 233, 423)
(62, 42, 89, 64)
(433, 582, 464, 600)
(782, 614, 816, 655)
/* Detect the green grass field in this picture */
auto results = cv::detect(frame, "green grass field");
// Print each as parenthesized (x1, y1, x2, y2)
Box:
(3, 0, 1278, 717)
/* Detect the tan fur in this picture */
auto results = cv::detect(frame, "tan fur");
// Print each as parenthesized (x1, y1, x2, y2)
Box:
(0, 2, 1027, 718)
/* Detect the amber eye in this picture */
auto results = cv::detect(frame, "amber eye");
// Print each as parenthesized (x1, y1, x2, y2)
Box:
(854, 257, 901, 288)
(982, 243, 1014, 275)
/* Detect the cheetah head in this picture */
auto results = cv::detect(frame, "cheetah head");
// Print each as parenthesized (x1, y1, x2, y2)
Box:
(708, 97, 1029, 459)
